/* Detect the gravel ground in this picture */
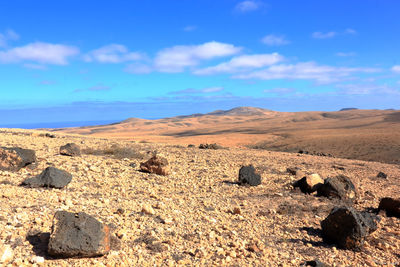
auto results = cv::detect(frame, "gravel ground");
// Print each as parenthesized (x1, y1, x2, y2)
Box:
(0, 128, 399, 266)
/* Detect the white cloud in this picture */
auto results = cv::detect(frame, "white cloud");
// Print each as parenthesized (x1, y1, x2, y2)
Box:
(124, 63, 153, 74)
(0, 29, 19, 47)
(261, 34, 290, 46)
(194, 53, 284, 75)
(0, 42, 79, 65)
(84, 44, 144, 63)
(154, 41, 241, 72)
(170, 87, 224, 95)
(312, 29, 357, 39)
(233, 62, 380, 83)
(345, 28, 357, 35)
(74, 84, 111, 93)
(337, 84, 400, 95)
(235, 1, 261, 12)
(336, 52, 356, 57)
(183, 25, 197, 32)
(264, 88, 295, 95)
(391, 65, 400, 73)
(312, 31, 337, 39)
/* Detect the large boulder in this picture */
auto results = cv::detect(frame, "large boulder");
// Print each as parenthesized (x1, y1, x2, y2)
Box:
(22, 167, 72, 189)
(378, 197, 400, 218)
(293, 173, 324, 194)
(140, 155, 169, 176)
(0, 147, 36, 171)
(238, 165, 261, 186)
(321, 206, 378, 250)
(317, 175, 357, 202)
(60, 143, 81, 157)
(48, 211, 111, 258)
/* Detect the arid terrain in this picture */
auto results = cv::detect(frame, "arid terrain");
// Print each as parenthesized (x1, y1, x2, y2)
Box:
(55, 107, 400, 165)
(0, 128, 399, 266)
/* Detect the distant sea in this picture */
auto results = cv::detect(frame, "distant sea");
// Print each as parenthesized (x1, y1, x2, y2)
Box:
(0, 120, 121, 129)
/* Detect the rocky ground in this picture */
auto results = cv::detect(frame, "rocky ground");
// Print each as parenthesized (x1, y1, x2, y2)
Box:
(0, 128, 399, 266)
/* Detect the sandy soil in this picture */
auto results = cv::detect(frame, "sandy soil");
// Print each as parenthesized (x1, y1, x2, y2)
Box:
(0, 128, 399, 266)
(54, 107, 400, 165)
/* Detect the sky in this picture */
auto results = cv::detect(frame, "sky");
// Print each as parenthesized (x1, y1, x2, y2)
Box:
(0, 0, 399, 126)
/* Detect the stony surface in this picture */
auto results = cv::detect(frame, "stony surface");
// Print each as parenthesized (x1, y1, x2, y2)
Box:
(0, 147, 36, 171)
(321, 206, 379, 250)
(59, 143, 81, 157)
(140, 155, 169, 176)
(21, 167, 72, 189)
(0, 128, 399, 266)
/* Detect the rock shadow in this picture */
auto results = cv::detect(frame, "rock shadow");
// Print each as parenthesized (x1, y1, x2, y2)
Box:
(288, 226, 331, 248)
(26, 231, 52, 259)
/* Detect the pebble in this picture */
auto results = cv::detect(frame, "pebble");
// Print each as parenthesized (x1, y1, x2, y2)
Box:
(141, 204, 156, 215)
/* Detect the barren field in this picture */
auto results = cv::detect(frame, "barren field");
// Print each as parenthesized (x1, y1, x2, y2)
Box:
(55, 107, 400, 165)
(0, 128, 399, 266)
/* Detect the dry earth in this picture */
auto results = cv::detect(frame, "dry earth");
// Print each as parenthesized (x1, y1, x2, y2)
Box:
(0, 128, 399, 266)
(54, 107, 400, 165)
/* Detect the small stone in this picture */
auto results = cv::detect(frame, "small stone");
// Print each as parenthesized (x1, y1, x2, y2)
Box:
(140, 155, 169, 176)
(378, 197, 400, 218)
(232, 207, 241, 215)
(300, 259, 329, 267)
(60, 143, 81, 157)
(376, 172, 387, 179)
(48, 211, 111, 258)
(317, 175, 357, 201)
(238, 165, 261, 186)
(0, 147, 36, 171)
(22, 167, 72, 189)
(0, 243, 13, 264)
(321, 206, 379, 250)
(141, 204, 155, 215)
(293, 173, 324, 194)
(30, 256, 45, 264)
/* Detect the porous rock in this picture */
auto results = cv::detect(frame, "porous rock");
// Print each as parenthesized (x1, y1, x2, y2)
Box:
(378, 197, 400, 218)
(48, 211, 111, 258)
(317, 175, 357, 201)
(140, 155, 169, 176)
(0, 147, 36, 171)
(22, 167, 72, 189)
(293, 173, 324, 194)
(321, 206, 378, 250)
(60, 143, 81, 156)
(238, 165, 261, 186)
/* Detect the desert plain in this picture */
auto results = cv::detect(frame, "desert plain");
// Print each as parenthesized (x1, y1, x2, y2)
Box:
(0, 107, 399, 266)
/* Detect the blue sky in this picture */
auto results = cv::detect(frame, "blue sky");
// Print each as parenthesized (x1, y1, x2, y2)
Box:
(0, 0, 399, 125)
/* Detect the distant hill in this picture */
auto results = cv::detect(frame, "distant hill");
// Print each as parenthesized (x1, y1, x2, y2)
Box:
(339, 108, 359, 111)
(54, 107, 400, 164)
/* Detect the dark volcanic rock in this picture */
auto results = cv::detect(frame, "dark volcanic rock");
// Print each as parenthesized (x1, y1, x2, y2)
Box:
(378, 197, 400, 218)
(321, 206, 379, 250)
(293, 174, 324, 194)
(48, 211, 111, 258)
(22, 167, 72, 189)
(238, 165, 261, 186)
(317, 175, 357, 202)
(60, 143, 81, 157)
(300, 259, 330, 267)
(376, 172, 387, 179)
(199, 143, 222, 149)
(140, 155, 169, 176)
(0, 147, 36, 171)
